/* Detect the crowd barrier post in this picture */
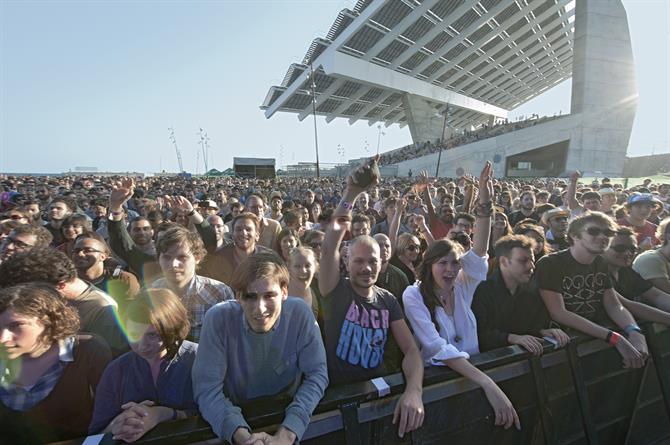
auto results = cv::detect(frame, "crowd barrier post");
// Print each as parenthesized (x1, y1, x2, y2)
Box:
(339, 401, 362, 445)
(566, 342, 599, 444)
(529, 355, 557, 445)
(645, 322, 670, 421)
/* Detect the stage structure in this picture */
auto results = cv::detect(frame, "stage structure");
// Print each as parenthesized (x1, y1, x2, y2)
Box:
(233, 157, 276, 178)
(262, 0, 637, 177)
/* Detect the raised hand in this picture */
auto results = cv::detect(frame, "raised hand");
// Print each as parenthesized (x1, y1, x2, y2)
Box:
(109, 177, 135, 213)
(478, 161, 494, 204)
(347, 155, 380, 193)
(166, 195, 194, 214)
(415, 170, 430, 193)
(570, 170, 582, 183)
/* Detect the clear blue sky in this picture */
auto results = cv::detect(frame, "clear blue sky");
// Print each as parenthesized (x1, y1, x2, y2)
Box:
(0, 0, 668, 174)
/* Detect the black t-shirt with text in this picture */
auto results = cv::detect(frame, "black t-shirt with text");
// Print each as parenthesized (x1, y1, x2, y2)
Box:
(536, 249, 612, 322)
(321, 278, 404, 385)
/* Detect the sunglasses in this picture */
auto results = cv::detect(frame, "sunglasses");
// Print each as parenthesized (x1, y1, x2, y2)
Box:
(611, 244, 638, 254)
(585, 227, 616, 238)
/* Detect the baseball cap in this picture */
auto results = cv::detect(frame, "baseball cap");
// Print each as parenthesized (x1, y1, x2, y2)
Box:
(627, 193, 662, 206)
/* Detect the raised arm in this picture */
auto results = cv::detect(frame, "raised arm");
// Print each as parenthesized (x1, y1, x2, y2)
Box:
(566, 171, 582, 211)
(413, 214, 435, 246)
(319, 157, 380, 296)
(472, 162, 493, 257)
(417, 170, 437, 222)
(167, 196, 217, 250)
(388, 197, 405, 255)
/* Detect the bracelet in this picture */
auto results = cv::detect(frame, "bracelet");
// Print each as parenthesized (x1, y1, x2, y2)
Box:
(339, 200, 354, 211)
(187, 208, 196, 217)
(110, 210, 123, 216)
(607, 331, 621, 346)
(474, 201, 494, 218)
(624, 324, 642, 338)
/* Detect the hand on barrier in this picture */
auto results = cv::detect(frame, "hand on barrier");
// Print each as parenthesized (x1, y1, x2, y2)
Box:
(392, 388, 424, 438)
(627, 331, 649, 361)
(540, 328, 570, 347)
(483, 383, 521, 430)
(616, 336, 646, 369)
(508, 334, 544, 356)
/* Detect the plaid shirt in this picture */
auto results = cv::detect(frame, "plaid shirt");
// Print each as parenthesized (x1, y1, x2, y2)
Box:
(150, 275, 234, 342)
(0, 336, 75, 411)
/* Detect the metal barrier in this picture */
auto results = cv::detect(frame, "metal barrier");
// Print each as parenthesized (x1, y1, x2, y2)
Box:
(50, 323, 670, 445)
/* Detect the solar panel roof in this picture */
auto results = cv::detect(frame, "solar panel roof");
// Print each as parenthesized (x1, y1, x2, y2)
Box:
(262, 0, 575, 130)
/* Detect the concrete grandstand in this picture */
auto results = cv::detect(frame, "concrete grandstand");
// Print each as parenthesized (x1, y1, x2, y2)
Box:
(261, 0, 637, 177)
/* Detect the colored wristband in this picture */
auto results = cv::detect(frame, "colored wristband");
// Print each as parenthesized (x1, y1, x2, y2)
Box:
(624, 324, 642, 338)
(339, 200, 354, 211)
(607, 331, 621, 346)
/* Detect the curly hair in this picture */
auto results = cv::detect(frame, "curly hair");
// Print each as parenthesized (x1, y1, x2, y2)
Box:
(0, 248, 76, 287)
(0, 283, 79, 345)
(10, 224, 53, 248)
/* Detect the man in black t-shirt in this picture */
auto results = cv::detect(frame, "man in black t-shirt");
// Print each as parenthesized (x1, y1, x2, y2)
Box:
(320, 157, 424, 439)
(536, 212, 648, 369)
(601, 227, 670, 324)
(508, 191, 540, 227)
(473, 235, 568, 355)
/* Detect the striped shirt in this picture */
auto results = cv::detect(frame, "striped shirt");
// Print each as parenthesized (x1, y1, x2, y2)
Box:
(0, 336, 75, 411)
(150, 275, 234, 341)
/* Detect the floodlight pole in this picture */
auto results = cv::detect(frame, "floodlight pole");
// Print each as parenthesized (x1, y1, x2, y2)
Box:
(435, 105, 449, 178)
(310, 64, 321, 178)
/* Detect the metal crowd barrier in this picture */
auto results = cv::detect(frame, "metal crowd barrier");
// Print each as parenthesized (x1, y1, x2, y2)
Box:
(51, 323, 670, 445)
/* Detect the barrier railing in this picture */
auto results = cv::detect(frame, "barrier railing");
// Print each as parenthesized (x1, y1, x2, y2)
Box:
(50, 323, 670, 445)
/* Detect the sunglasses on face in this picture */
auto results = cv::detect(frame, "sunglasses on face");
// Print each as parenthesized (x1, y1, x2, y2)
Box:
(585, 227, 616, 238)
(611, 244, 638, 254)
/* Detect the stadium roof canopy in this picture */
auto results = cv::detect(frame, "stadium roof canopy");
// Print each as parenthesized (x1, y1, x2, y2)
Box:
(261, 0, 576, 130)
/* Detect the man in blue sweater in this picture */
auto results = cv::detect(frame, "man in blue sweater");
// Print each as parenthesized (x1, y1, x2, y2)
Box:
(193, 252, 328, 445)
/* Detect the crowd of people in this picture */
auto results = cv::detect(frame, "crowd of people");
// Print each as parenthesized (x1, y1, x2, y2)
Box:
(1, 160, 670, 444)
(379, 114, 561, 165)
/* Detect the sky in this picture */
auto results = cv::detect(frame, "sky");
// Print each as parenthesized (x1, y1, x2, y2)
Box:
(0, 0, 668, 174)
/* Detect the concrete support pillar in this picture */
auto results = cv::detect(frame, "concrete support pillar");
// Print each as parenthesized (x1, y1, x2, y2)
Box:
(402, 94, 447, 143)
(566, 0, 638, 174)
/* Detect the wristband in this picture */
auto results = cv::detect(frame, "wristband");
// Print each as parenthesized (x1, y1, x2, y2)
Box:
(607, 331, 621, 346)
(624, 324, 642, 338)
(474, 201, 494, 217)
(110, 210, 123, 216)
(187, 208, 196, 217)
(339, 200, 354, 211)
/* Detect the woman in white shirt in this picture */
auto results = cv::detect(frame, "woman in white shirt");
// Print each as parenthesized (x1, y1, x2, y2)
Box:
(403, 162, 520, 430)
